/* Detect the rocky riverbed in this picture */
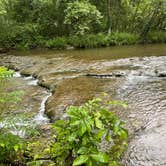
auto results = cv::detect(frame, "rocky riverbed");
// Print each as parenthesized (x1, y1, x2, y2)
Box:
(0, 44, 166, 165)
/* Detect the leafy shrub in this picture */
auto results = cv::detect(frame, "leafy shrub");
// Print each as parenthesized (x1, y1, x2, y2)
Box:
(14, 23, 41, 49)
(0, 67, 14, 78)
(147, 31, 166, 43)
(45, 37, 68, 49)
(25, 140, 51, 161)
(51, 98, 128, 166)
(68, 33, 139, 48)
(0, 16, 20, 48)
(68, 33, 110, 48)
(0, 133, 25, 164)
(109, 33, 139, 46)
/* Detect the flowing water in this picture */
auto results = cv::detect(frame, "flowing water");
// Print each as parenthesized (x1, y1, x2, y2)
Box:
(0, 71, 50, 138)
(0, 44, 166, 165)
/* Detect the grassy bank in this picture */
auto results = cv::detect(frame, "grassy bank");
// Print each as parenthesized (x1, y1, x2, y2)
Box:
(0, 31, 166, 51)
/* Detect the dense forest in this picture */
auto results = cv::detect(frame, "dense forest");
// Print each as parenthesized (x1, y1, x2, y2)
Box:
(0, 0, 166, 50)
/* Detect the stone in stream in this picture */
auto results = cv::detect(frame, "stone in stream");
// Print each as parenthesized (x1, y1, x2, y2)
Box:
(86, 71, 125, 78)
(45, 76, 120, 121)
(157, 71, 166, 77)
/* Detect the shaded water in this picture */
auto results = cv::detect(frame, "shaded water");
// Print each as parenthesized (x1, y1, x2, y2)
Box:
(1, 44, 166, 165)
(11, 44, 166, 60)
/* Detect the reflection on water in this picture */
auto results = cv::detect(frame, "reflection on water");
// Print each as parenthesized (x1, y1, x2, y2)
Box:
(11, 44, 166, 61)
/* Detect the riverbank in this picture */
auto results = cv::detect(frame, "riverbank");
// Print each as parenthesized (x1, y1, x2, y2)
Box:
(0, 31, 166, 52)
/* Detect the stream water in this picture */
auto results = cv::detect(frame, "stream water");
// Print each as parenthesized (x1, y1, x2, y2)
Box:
(0, 44, 166, 165)
(0, 71, 50, 138)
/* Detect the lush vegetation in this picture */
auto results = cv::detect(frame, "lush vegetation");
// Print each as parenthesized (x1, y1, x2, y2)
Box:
(0, 67, 26, 165)
(51, 98, 128, 166)
(0, 133, 25, 164)
(0, 0, 165, 50)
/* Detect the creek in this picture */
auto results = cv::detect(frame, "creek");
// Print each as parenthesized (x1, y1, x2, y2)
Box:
(0, 44, 166, 165)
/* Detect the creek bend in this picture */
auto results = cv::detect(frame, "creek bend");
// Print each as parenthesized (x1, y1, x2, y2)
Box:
(0, 44, 166, 165)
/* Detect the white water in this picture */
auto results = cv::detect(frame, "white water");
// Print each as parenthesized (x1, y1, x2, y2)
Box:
(27, 79, 38, 86)
(0, 72, 52, 138)
(33, 91, 52, 125)
(13, 71, 21, 78)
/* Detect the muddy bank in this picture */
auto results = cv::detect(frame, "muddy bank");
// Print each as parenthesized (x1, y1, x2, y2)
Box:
(0, 44, 166, 165)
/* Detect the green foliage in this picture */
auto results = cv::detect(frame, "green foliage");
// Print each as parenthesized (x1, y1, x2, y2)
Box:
(0, 0, 165, 50)
(46, 37, 68, 49)
(51, 98, 128, 166)
(109, 33, 140, 46)
(68, 33, 109, 48)
(25, 140, 51, 161)
(146, 31, 166, 43)
(0, 67, 14, 78)
(68, 33, 139, 48)
(64, 0, 102, 35)
(0, 133, 25, 164)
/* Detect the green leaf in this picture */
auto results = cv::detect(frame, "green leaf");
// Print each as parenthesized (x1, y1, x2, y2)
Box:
(55, 120, 64, 126)
(109, 161, 119, 166)
(14, 145, 19, 152)
(95, 117, 103, 129)
(96, 130, 105, 139)
(87, 159, 93, 166)
(0, 143, 5, 147)
(77, 147, 88, 154)
(91, 152, 109, 163)
(118, 129, 128, 140)
(73, 155, 89, 166)
(80, 123, 87, 136)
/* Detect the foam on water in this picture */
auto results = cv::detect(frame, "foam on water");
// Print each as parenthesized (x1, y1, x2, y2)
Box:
(13, 72, 21, 78)
(33, 91, 52, 125)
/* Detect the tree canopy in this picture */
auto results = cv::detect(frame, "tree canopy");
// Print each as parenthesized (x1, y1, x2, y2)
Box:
(0, 0, 165, 49)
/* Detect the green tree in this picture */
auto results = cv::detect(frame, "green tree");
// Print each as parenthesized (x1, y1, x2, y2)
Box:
(64, 0, 103, 35)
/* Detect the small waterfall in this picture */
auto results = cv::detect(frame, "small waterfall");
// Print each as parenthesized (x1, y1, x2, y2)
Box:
(13, 71, 21, 78)
(27, 79, 38, 86)
(33, 91, 52, 125)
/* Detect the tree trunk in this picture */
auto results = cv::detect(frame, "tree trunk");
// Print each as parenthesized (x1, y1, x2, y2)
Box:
(107, 0, 112, 33)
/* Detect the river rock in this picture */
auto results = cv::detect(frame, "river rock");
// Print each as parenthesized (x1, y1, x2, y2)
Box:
(45, 76, 120, 121)
(157, 71, 166, 77)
